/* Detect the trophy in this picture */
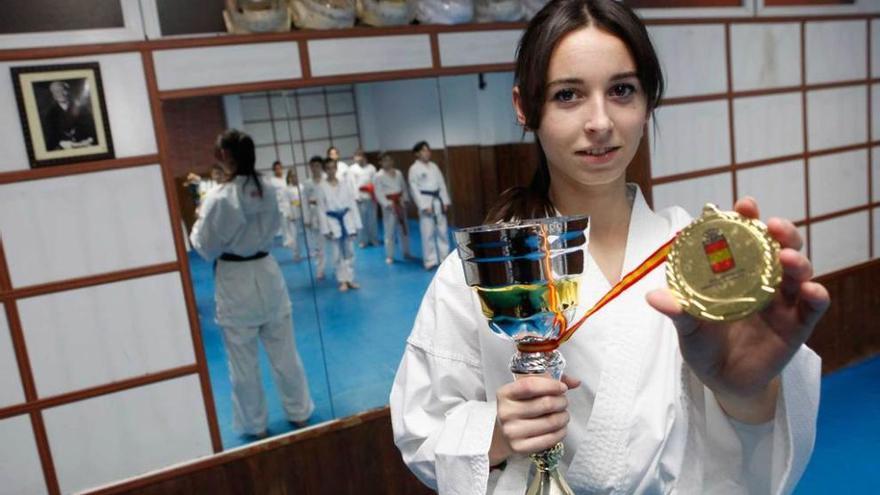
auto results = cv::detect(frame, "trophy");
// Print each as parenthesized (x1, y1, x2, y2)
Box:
(455, 215, 589, 495)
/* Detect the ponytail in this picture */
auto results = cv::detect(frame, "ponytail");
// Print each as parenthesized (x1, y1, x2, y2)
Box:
(216, 129, 262, 197)
(483, 139, 554, 223)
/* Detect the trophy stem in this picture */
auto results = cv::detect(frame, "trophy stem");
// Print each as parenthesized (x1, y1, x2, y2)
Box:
(510, 350, 573, 495)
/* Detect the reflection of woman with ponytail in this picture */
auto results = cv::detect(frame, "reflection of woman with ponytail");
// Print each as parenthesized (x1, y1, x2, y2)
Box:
(191, 129, 313, 438)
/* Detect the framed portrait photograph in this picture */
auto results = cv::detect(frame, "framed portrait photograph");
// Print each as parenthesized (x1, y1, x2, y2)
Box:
(10, 62, 114, 168)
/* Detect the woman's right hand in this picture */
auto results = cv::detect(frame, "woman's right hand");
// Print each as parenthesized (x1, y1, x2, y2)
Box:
(489, 374, 580, 466)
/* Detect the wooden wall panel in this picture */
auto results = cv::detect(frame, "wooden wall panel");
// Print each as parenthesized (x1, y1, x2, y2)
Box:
(90, 409, 433, 495)
(446, 146, 484, 228)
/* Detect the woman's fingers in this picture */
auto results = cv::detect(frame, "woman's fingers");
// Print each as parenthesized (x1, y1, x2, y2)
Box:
(502, 411, 570, 445)
(767, 217, 803, 252)
(797, 281, 831, 329)
(561, 374, 582, 390)
(733, 196, 760, 219)
(645, 288, 698, 337)
(508, 427, 569, 455)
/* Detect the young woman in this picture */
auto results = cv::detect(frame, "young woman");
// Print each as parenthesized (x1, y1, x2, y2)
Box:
(190, 130, 314, 437)
(302, 156, 328, 280)
(407, 141, 451, 270)
(319, 157, 362, 292)
(390, 1, 829, 493)
(373, 152, 412, 264)
(282, 168, 304, 262)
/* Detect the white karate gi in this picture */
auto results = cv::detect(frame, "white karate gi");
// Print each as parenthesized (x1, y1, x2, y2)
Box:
(349, 161, 381, 246)
(319, 179, 362, 284)
(302, 177, 327, 278)
(408, 159, 451, 269)
(390, 185, 820, 495)
(279, 183, 304, 259)
(374, 168, 411, 260)
(190, 175, 314, 435)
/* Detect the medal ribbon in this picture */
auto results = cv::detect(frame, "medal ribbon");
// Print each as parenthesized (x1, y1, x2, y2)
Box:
(518, 235, 677, 353)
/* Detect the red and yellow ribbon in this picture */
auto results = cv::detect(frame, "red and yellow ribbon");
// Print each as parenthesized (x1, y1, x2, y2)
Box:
(518, 235, 677, 353)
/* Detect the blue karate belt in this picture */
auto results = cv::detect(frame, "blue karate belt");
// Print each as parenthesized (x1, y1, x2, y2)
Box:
(325, 208, 353, 258)
(420, 189, 443, 216)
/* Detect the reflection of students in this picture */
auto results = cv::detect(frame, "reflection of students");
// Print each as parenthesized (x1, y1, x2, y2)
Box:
(42, 80, 97, 151)
(302, 156, 327, 279)
(190, 130, 313, 438)
(185, 164, 226, 216)
(327, 146, 349, 181)
(391, 1, 828, 493)
(348, 149, 381, 248)
(373, 152, 411, 264)
(319, 158, 362, 292)
(281, 169, 305, 261)
(407, 141, 450, 270)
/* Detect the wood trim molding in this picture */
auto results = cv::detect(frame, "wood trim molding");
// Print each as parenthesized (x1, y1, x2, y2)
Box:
(0, 365, 200, 421)
(0, 238, 61, 494)
(0, 155, 160, 185)
(141, 49, 223, 453)
(0, 262, 179, 302)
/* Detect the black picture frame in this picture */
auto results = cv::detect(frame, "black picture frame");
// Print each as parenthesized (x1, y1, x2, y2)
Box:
(10, 62, 115, 168)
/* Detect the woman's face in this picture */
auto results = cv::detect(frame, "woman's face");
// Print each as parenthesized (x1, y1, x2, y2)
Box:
(517, 26, 648, 189)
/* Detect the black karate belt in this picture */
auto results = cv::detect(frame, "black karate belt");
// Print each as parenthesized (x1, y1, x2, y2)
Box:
(219, 252, 269, 262)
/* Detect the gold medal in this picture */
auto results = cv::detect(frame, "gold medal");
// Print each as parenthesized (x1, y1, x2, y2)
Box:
(666, 204, 782, 322)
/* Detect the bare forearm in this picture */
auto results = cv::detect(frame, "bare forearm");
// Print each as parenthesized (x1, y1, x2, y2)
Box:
(714, 377, 780, 424)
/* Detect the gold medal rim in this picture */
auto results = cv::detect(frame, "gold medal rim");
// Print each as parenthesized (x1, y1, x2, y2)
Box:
(666, 204, 782, 322)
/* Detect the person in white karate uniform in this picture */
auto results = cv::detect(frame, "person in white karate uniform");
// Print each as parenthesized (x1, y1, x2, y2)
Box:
(302, 156, 328, 280)
(319, 158, 363, 292)
(408, 141, 451, 270)
(270, 160, 289, 241)
(190, 130, 314, 438)
(281, 168, 305, 261)
(328, 145, 349, 182)
(374, 152, 412, 264)
(348, 149, 381, 248)
(390, 1, 830, 493)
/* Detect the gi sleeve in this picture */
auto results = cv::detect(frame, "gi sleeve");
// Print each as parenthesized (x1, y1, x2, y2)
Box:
(189, 188, 245, 261)
(408, 165, 429, 211)
(390, 258, 498, 495)
(681, 346, 821, 494)
(436, 164, 451, 207)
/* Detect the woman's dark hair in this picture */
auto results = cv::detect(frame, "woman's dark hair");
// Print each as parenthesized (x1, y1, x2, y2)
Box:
(216, 129, 262, 197)
(412, 141, 430, 154)
(485, 0, 664, 223)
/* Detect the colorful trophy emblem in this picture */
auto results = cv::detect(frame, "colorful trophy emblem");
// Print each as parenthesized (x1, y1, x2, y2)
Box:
(455, 215, 589, 495)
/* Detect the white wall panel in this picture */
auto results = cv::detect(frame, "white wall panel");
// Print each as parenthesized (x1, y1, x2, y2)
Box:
(438, 75, 481, 147)
(873, 84, 879, 141)
(308, 35, 432, 77)
(807, 86, 868, 151)
(810, 211, 869, 275)
(805, 21, 867, 84)
(270, 94, 294, 118)
(0, 165, 176, 288)
(0, 310, 25, 409)
(355, 78, 444, 152)
(0, 52, 157, 173)
(737, 160, 806, 222)
(730, 23, 800, 92)
(438, 30, 521, 67)
(153, 42, 301, 91)
(273, 120, 301, 144)
(244, 122, 275, 146)
(240, 97, 270, 121)
(17, 273, 195, 398)
(44, 375, 212, 494)
(734, 92, 803, 163)
(648, 25, 726, 98)
(301, 118, 330, 140)
(326, 91, 355, 114)
(809, 149, 869, 217)
(304, 139, 332, 160)
(255, 146, 278, 171)
(650, 100, 731, 178)
(873, 20, 880, 78)
(873, 146, 879, 203)
(0, 415, 46, 495)
(652, 173, 734, 219)
(333, 137, 361, 159)
(330, 115, 358, 137)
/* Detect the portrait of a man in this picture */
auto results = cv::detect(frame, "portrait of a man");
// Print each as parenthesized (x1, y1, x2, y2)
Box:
(11, 62, 114, 168)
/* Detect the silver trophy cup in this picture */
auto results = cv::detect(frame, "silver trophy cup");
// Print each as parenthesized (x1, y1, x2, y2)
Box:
(455, 215, 589, 495)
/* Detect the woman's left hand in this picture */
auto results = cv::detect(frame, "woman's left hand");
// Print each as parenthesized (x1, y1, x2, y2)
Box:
(646, 197, 830, 423)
